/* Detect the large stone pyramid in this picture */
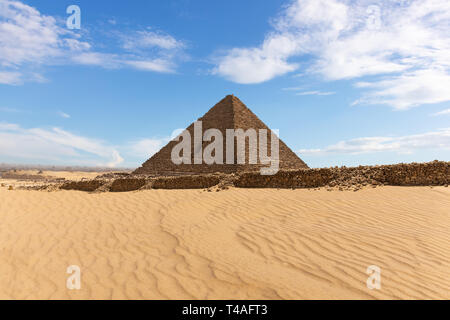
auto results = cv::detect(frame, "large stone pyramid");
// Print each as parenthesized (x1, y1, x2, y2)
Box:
(133, 95, 308, 175)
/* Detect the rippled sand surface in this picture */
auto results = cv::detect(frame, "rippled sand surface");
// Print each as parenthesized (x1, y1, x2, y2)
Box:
(0, 186, 449, 299)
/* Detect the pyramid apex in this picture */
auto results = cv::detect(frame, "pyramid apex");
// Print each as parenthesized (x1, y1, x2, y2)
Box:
(225, 93, 241, 98)
(217, 94, 241, 107)
(224, 94, 243, 104)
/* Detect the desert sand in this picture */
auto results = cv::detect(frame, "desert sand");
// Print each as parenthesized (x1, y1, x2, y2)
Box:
(0, 184, 449, 300)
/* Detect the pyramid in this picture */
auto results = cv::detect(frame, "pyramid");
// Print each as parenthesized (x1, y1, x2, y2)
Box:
(133, 95, 308, 175)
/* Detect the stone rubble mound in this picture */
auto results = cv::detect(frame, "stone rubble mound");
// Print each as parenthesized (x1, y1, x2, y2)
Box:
(56, 161, 449, 193)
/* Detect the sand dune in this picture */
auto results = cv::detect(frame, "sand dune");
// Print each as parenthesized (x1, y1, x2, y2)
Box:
(0, 186, 449, 299)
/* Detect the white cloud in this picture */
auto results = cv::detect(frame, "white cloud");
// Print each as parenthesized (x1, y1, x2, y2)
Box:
(0, 0, 186, 84)
(72, 53, 178, 74)
(58, 111, 70, 119)
(0, 0, 68, 66)
(0, 71, 22, 85)
(126, 128, 183, 159)
(127, 138, 169, 158)
(354, 69, 450, 109)
(107, 150, 124, 168)
(122, 31, 185, 51)
(0, 122, 124, 167)
(299, 128, 450, 155)
(213, 0, 450, 109)
(0, 0, 89, 83)
(213, 44, 298, 84)
(0, 122, 184, 167)
(0, 123, 20, 130)
(71, 52, 118, 67)
(125, 59, 175, 73)
(296, 90, 335, 96)
(432, 108, 450, 116)
(76, 30, 187, 73)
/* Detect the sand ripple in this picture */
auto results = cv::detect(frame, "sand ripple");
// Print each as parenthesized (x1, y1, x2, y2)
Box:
(0, 187, 449, 299)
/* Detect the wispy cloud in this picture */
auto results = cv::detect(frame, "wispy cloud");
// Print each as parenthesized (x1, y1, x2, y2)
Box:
(0, 71, 22, 85)
(121, 30, 185, 51)
(0, 106, 21, 113)
(125, 128, 184, 159)
(118, 30, 187, 73)
(296, 91, 335, 96)
(124, 59, 176, 73)
(127, 138, 169, 159)
(0, 122, 183, 167)
(0, 0, 89, 84)
(432, 108, 450, 116)
(0, 122, 123, 167)
(299, 128, 450, 155)
(213, 0, 450, 110)
(283, 87, 335, 96)
(353, 69, 450, 109)
(0, 0, 186, 84)
(58, 111, 70, 119)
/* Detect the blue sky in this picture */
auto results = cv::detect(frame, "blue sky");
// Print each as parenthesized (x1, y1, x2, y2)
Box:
(0, 0, 449, 168)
